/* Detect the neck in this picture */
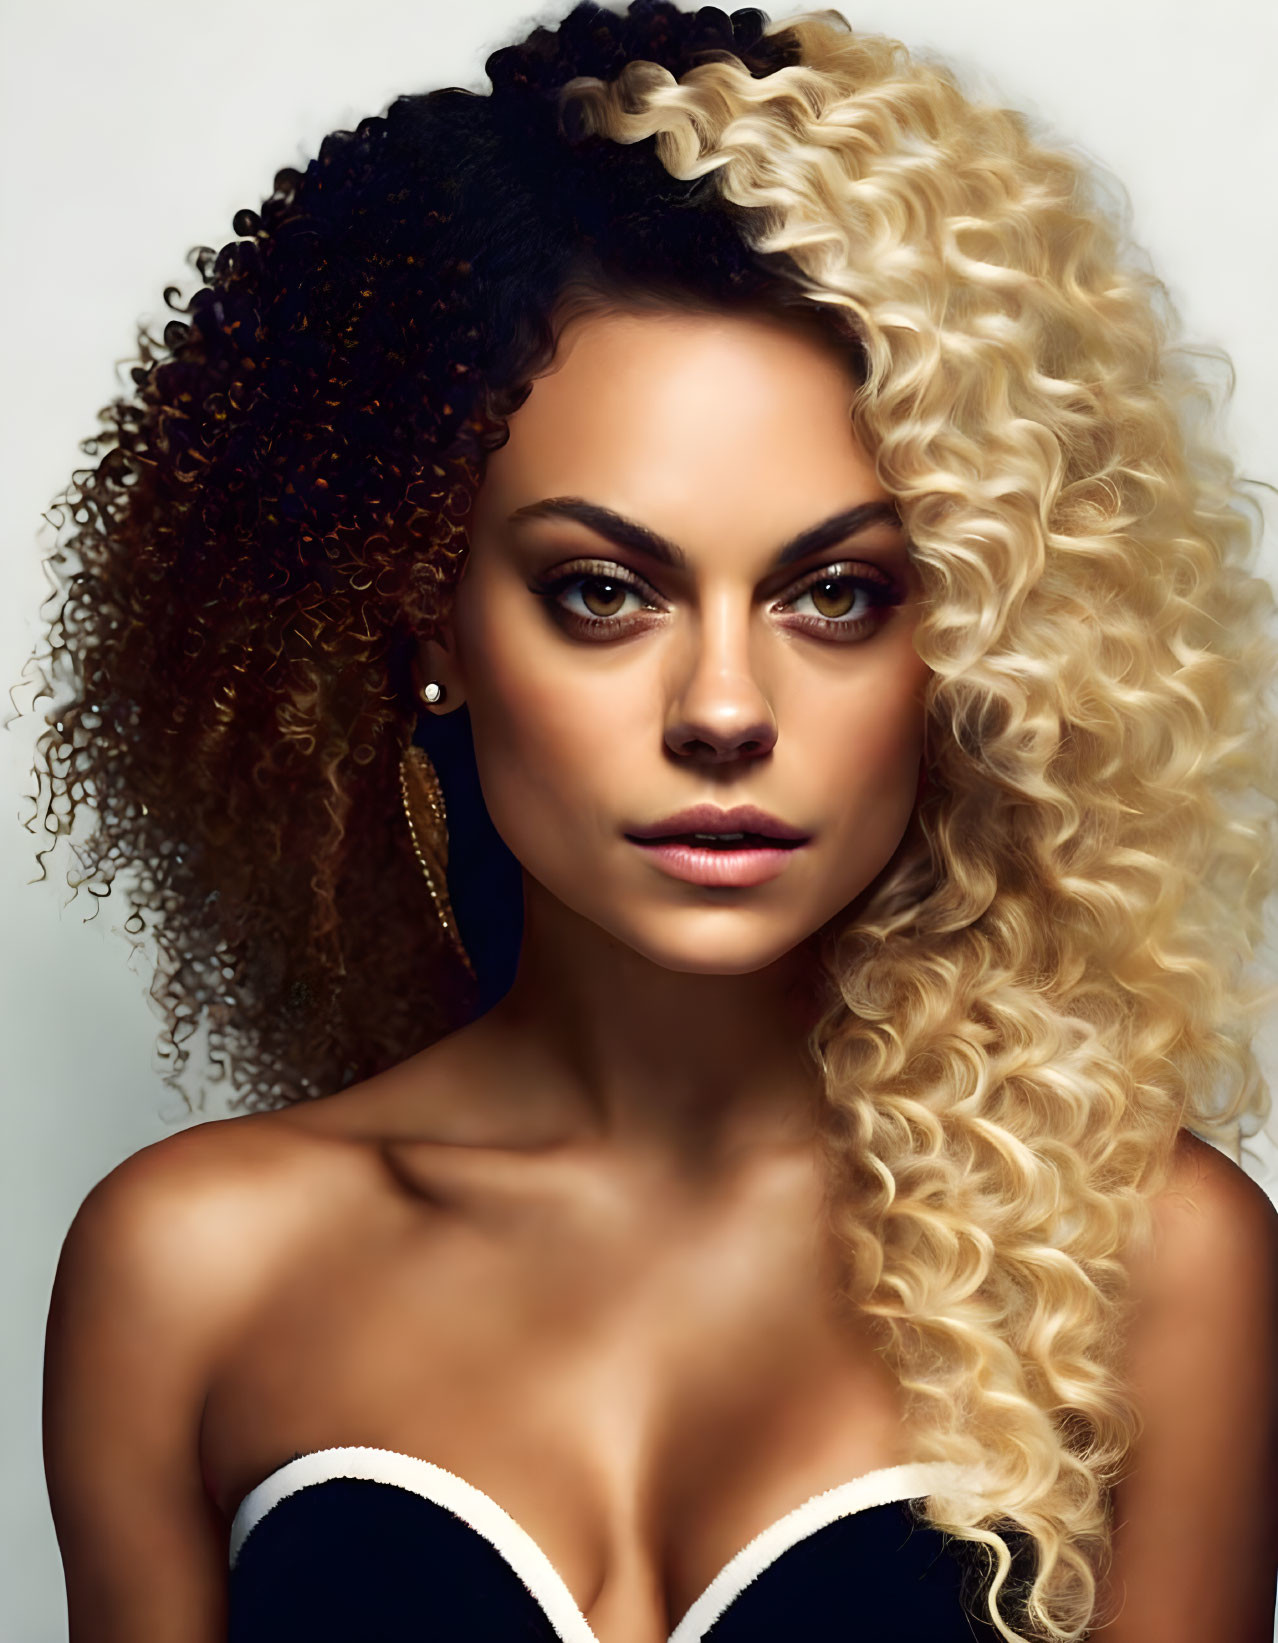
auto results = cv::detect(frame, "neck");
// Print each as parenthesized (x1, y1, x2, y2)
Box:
(478, 874, 832, 1176)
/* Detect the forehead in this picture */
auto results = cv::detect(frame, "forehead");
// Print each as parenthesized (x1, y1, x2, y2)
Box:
(477, 307, 888, 543)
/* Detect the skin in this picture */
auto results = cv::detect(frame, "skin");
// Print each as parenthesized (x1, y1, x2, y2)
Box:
(42, 306, 1278, 1643)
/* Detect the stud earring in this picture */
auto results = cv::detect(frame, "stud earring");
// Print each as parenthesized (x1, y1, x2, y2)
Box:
(399, 741, 474, 978)
(420, 681, 445, 707)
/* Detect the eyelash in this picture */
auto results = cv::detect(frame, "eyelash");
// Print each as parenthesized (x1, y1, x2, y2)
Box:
(529, 557, 903, 641)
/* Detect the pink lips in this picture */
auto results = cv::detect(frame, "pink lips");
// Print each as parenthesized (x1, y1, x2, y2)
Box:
(624, 803, 811, 889)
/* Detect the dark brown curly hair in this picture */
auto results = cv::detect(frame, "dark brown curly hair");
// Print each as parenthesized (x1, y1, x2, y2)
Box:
(19, 1, 863, 1111)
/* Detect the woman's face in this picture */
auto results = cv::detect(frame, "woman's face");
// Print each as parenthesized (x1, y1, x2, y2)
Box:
(422, 305, 930, 975)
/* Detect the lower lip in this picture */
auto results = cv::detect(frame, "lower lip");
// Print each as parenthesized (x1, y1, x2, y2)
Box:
(627, 839, 806, 888)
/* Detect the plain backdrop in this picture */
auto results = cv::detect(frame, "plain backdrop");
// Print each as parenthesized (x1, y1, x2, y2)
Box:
(3, 2, 1276, 1639)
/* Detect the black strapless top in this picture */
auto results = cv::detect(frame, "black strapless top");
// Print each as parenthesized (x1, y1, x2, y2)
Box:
(228, 1445, 1016, 1641)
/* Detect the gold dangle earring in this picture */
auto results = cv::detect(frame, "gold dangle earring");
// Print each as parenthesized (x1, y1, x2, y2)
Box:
(400, 681, 475, 979)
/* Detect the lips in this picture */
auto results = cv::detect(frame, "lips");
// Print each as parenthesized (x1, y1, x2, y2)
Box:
(624, 803, 810, 847)
(653, 832, 800, 849)
(624, 804, 811, 889)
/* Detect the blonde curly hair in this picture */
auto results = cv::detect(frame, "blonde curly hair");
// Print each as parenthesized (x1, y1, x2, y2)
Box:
(563, 13, 1278, 1640)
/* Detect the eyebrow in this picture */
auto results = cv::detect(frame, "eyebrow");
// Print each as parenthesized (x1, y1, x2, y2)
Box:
(506, 495, 904, 571)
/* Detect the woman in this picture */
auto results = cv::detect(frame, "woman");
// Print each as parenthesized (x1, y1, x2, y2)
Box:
(32, 2, 1278, 1639)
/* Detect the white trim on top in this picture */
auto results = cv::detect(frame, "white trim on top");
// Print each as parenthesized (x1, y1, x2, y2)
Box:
(228, 1443, 975, 1643)
(667, 1459, 973, 1643)
(228, 1445, 601, 1643)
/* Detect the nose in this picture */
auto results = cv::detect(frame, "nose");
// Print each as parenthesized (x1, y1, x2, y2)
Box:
(664, 594, 777, 764)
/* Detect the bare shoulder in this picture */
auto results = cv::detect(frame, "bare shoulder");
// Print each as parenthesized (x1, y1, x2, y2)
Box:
(51, 1031, 488, 1341)
(50, 1092, 425, 1406)
(44, 1109, 386, 1640)
(57, 1015, 500, 1312)
(1097, 1129, 1278, 1641)
(1121, 1127, 1278, 1389)
(1134, 1128, 1278, 1301)
(62, 1105, 373, 1296)
(49, 1104, 376, 1399)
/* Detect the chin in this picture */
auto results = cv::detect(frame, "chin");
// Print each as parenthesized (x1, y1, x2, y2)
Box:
(605, 914, 815, 977)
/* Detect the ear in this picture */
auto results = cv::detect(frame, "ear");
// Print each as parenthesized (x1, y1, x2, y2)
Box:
(411, 622, 467, 715)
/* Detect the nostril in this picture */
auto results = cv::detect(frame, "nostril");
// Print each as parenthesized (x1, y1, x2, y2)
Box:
(666, 720, 778, 763)
(673, 738, 771, 765)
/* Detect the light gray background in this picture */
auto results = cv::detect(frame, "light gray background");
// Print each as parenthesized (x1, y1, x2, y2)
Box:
(3, 2, 1276, 1639)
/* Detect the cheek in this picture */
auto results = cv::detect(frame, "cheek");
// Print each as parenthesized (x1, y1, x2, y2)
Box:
(455, 589, 646, 857)
(815, 646, 929, 845)
(857, 673, 926, 777)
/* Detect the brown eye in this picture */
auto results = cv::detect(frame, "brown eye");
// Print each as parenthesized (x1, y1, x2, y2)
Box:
(580, 577, 628, 618)
(776, 560, 902, 641)
(809, 578, 857, 619)
(530, 559, 666, 635)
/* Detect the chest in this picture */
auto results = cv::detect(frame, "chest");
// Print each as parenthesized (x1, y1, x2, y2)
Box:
(203, 1149, 912, 1642)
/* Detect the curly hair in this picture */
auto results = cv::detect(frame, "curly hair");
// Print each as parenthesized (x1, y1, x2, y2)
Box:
(19, 3, 1278, 1639)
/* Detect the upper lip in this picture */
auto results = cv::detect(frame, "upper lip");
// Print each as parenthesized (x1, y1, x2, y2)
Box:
(625, 804, 811, 843)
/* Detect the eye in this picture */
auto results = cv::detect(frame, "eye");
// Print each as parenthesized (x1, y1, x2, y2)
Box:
(530, 558, 665, 636)
(561, 573, 648, 621)
(774, 561, 902, 640)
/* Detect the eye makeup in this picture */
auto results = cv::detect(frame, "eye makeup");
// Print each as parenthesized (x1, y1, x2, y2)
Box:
(527, 557, 666, 638)
(771, 559, 903, 641)
(528, 555, 904, 643)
